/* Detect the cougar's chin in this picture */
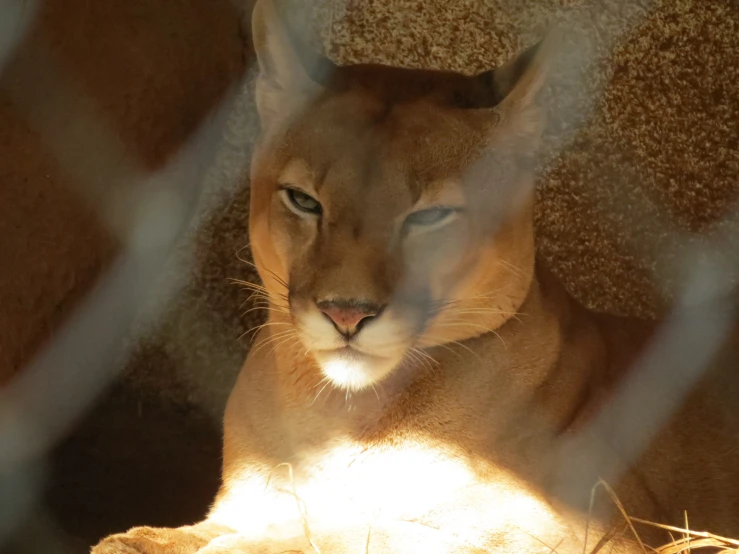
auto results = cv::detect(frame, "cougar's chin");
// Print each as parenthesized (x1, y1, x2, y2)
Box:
(314, 347, 401, 392)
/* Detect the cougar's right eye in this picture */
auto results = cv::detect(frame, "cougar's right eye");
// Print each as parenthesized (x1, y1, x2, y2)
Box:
(279, 186, 322, 217)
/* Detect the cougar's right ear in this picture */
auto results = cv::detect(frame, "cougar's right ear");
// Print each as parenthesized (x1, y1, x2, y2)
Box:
(476, 28, 560, 141)
(252, 0, 336, 128)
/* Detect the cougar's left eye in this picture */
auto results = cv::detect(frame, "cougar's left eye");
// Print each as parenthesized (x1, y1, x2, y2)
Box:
(280, 186, 322, 217)
(404, 207, 457, 229)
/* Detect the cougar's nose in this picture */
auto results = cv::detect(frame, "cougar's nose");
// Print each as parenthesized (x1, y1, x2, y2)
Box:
(317, 299, 384, 338)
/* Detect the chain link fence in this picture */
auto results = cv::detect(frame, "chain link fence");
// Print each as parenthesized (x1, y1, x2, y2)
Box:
(0, 0, 737, 552)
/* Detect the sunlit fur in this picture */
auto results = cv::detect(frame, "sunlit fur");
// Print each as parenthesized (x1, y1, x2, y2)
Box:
(217, 2, 625, 551)
(92, 2, 739, 553)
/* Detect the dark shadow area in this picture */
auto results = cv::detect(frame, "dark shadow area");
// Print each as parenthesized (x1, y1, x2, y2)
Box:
(2, 383, 222, 554)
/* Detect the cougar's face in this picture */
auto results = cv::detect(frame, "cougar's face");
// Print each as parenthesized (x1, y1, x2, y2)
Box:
(249, 1, 550, 390)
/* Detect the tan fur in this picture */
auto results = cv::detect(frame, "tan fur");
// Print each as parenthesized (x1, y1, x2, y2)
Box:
(93, 1, 739, 552)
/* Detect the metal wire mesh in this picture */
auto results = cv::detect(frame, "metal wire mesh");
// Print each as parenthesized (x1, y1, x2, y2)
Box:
(0, 0, 737, 552)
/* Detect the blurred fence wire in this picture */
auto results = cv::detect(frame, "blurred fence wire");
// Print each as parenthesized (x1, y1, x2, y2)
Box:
(0, 0, 737, 551)
(0, 1, 249, 544)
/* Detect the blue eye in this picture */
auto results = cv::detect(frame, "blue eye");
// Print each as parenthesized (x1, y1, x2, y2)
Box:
(281, 187, 322, 216)
(405, 207, 455, 227)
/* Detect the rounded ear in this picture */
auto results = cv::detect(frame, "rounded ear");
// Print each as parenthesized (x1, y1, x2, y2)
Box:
(251, 0, 337, 127)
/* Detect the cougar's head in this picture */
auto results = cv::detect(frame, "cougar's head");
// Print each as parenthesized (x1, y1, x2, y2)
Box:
(248, 0, 555, 391)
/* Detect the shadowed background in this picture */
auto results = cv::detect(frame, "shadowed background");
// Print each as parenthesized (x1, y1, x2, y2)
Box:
(0, 0, 737, 552)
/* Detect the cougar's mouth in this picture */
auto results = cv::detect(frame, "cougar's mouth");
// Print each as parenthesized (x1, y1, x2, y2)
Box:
(321, 345, 380, 358)
(313, 345, 400, 392)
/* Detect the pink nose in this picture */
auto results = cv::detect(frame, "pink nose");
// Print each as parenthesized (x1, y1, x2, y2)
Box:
(317, 300, 382, 337)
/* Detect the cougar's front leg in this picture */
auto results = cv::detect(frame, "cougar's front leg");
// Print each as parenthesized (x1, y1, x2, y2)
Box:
(90, 520, 235, 554)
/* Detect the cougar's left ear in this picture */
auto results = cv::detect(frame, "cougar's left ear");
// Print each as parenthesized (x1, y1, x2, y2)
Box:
(477, 29, 560, 137)
(251, 0, 337, 129)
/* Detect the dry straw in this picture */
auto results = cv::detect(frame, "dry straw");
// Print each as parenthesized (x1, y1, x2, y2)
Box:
(589, 479, 739, 554)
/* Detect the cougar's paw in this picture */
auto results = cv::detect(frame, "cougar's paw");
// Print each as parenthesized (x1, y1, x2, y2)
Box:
(91, 524, 219, 554)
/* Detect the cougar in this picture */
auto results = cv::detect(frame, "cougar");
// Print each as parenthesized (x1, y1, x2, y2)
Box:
(92, 1, 739, 552)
